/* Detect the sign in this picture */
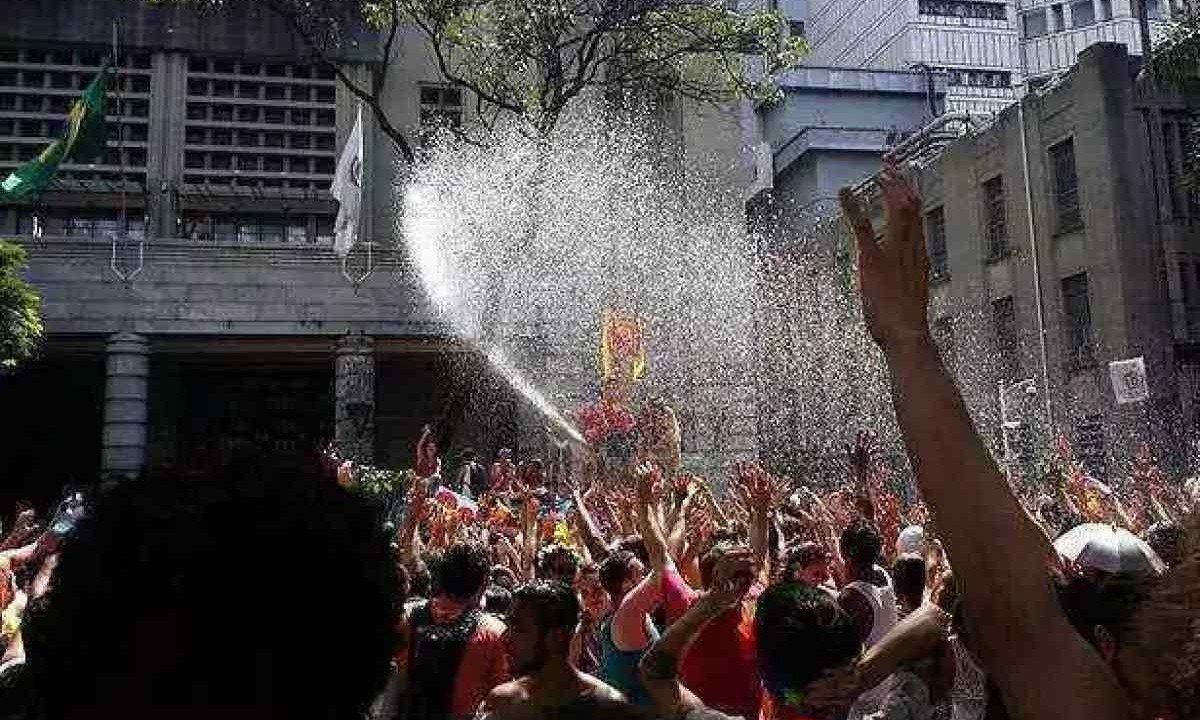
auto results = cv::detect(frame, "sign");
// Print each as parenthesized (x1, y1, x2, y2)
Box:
(1109, 356, 1148, 404)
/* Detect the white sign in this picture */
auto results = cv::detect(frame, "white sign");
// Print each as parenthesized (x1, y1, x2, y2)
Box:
(1109, 356, 1149, 404)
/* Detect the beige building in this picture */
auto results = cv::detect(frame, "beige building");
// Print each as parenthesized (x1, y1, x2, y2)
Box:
(756, 42, 1200, 477)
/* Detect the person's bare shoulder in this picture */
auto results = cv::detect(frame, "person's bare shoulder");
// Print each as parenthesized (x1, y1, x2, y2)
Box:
(480, 676, 532, 715)
(579, 672, 627, 703)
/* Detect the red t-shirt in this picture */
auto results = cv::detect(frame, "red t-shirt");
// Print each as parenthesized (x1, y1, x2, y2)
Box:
(662, 568, 763, 720)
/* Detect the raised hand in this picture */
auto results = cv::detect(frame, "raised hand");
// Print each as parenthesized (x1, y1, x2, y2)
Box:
(702, 548, 756, 612)
(839, 159, 930, 351)
(415, 425, 440, 479)
(635, 462, 666, 506)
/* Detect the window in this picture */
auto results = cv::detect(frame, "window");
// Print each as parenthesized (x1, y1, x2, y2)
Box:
(992, 297, 1020, 380)
(1074, 414, 1106, 474)
(419, 84, 464, 143)
(1072, 0, 1095, 25)
(1050, 139, 1082, 232)
(1023, 10, 1048, 37)
(1051, 3, 1065, 30)
(918, 0, 1007, 18)
(1101, 0, 1113, 18)
(934, 317, 957, 367)
(926, 206, 949, 279)
(1062, 273, 1094, 369)
(1146, 0, 1162, 17)
(287, 218, 309, 243)
(984, 175, 1009, 259)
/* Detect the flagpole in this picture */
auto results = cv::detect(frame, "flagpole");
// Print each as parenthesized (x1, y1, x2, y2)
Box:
(112, 20, 126, 238)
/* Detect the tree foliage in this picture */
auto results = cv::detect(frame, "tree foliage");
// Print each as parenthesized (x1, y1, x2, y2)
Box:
(1150, 7, 1200, 92)
(0, 240, 43, 370)
(153, 0, 805, 151)
(1149, 8, 1200, 186)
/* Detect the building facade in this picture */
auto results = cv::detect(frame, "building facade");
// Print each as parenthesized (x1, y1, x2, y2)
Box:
(1018, 0, 1172, 85)
(787, 0, 1022, 118)
(756, 43, 1200, 478)
(779, 0, 1177, 121)
(749, 65, 945, 476)
(1, 1, 764, 505)
(0, 0, 515, 508)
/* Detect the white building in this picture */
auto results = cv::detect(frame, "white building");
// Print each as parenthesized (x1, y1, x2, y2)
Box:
(1018, 0, 1171, 85)
(780, 0, 1176, 118)
(792, 0, 1022, 118)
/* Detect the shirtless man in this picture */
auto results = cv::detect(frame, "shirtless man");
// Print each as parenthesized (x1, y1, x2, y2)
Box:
(479, 580, 649, 720)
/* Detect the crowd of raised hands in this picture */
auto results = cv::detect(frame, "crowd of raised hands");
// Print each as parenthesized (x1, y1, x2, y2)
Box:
(0, 161, 1195, 720)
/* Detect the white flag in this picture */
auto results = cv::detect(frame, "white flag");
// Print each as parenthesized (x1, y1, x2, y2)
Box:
(331, 105, 364, 258)
(1109, 356, 1149, 404)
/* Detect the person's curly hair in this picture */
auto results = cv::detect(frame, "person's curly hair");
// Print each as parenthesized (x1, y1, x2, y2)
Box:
(438, 541, 492, 600)
(755, 582, 861, 705)
(22, 449, 396, 719)
(512, 580, 580, 632)
(535, 542, 581, 584)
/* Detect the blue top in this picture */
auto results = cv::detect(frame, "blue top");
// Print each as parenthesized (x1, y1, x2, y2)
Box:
(599, 615, 659, 707)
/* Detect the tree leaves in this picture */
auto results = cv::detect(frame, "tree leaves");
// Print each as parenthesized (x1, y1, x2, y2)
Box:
(0, 240, 42, 370)
(153, 0, 805, 143)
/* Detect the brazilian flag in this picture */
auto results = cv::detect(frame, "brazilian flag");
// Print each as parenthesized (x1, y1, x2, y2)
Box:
(0, 64, 109, 200)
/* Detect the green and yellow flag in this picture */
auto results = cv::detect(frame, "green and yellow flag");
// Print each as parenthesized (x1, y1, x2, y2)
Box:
(0, 64, 109, 201)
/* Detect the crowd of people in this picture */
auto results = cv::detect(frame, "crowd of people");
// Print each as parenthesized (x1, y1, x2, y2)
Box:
(0, 163, 1196, 720)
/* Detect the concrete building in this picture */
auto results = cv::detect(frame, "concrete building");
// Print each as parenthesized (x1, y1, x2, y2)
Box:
(781, 0, 1177, 122)
(0, 0, 762, 505)
(0, 1, 525, 507)
(748, 65, 946, 475)
(788, 0, 1022, 118)
(1018, 0, 1173, 85)
(756, 43, 1200, 477)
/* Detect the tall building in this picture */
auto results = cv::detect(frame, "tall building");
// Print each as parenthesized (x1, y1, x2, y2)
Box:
(1018, 0, 1173, 86)
(790, 0, 1022, 117)
(756, 43, 1200, 476)
(780, 0, 1178, 120)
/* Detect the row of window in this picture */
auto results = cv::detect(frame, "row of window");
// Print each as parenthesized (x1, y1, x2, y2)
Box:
(0, 48, 152, 69)
(181, 175, 330, 192)
(0, 93, 149, 117)
(184, 128, 335, 151)
(0, 69, 150, 94)
(186, 78, 336, 103)
(918, 0, 1007, 20)
(1022, 0, 1133, 38)
(178, 212, 334, 243)
(185, 103, 335, 127)
(15, 209, 146, 240)
(184, 152, 334, 175)
(185, 57, 335, 81)
(928, 66, 1012, 88)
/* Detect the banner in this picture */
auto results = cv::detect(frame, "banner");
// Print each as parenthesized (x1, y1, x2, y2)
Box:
(1109, 356, 1149, 404)
(598, 309, 647, 382)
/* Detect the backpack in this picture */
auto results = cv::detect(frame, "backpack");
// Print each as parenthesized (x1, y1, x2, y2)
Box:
(401, 600, 480, 720)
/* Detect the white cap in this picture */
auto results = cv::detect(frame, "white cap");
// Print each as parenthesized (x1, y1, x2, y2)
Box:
(896, 525, 926, 556)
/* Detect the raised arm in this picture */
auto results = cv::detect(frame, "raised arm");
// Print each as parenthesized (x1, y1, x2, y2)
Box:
(640, 549, 754, 719)
(840, 165, 1131, 720)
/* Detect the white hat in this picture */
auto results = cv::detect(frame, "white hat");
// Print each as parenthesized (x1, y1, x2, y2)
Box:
(896, 525, 926, 556)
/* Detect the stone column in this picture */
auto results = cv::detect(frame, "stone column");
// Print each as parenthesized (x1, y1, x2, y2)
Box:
(102, 333, 150, 477)
(335, 333, 376, 463)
